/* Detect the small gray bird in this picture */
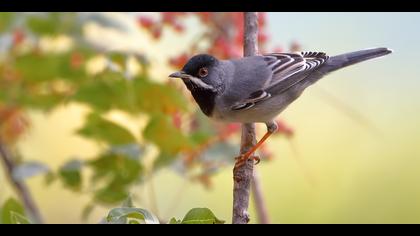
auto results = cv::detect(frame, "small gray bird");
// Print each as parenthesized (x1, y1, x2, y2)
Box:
(169, 47, 392, 166)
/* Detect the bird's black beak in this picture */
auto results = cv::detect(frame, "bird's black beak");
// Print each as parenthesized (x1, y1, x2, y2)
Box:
(169, 71, 190, 79)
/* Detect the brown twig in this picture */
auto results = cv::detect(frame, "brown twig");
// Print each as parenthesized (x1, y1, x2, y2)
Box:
(0, 139, 44, 224)
(232, 12, 259, 224)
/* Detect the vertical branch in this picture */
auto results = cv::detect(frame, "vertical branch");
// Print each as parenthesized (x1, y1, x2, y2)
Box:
(232, 12, 259, 224)
(0, 140, 44, 224)
(243, 13, 259, 57)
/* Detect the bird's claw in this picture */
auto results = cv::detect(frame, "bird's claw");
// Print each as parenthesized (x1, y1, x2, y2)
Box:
(234, 154, 260, 169)
(253, 156, 261, 165)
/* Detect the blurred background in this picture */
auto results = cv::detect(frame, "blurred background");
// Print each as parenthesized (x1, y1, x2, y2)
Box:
(0, 12, 419, 224)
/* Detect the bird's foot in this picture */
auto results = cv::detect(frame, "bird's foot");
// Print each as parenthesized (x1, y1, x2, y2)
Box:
(253, 156, 261, 165)
(234, 154, 260, 170)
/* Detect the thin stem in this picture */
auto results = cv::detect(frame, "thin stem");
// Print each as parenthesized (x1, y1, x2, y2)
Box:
(0, 139, 44, 224)
(251, 170, 270, 224)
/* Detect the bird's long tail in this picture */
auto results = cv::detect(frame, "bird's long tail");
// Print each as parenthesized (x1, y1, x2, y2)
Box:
(321, 47, 393, 73)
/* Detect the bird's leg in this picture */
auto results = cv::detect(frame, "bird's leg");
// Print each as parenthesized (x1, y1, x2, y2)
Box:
(234, 121, 278, 168)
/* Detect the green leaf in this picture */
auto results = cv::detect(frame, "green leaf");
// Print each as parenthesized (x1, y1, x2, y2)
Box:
(26, 13, 61, 35)
(168, 217, 181, 224)
(10, 212, 31, 224)
(106, 207, 159, 224)
(73, 75, 133, 112)
(8, 50, 91, 111)
(0, 13, 14, 32)
(44, 172, 56, 186)
(89, 152, 142, 185)
(73, 75, 187, 115)
(1, 198, 25, 224)
(89, 152, 142, 205)
(190, 131, 212, 146)
(181, 208, 224, 224)
(143, 114, 195, 156)
(131, 78, 188, 114)
(153, 152, 180, 170)
(107, 53, 126, 68)
(77, 113, 137, 145)
(94, 185, 128, 205)
(17, 93, 65, 111)
(15, 52, 86, 83)
(59, 159, 83, 191)
(12, 161, 50, 181)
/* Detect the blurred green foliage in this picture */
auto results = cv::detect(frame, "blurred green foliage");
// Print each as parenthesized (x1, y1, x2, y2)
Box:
(1, 198, 26, 224)
(0, 12, 239, 224)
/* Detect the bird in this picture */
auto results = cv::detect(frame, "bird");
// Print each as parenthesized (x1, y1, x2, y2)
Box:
(169, 47, 393, 168)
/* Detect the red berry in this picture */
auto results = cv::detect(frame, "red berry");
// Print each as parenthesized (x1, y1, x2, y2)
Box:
(273, 46, 284, 53)
(173, 22, 185, 33)
(138, 16, 155, 29)
(169, 53, 189, 69)
(70, 52, 84, 69)
(151, 26, 162, 39)
(275, 119, 294, 138)
(197, 12, 212, 22)
(172, 112, 182, 129)
(12, 29, 25, 45)
(258, 12, 267, 27)
(162, 12, 176, 24)
(258, 32, 269, 43)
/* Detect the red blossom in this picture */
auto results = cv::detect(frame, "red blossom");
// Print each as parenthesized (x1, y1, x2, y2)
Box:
(234, 27, 244, 46)
(219, 123, 241, 140)
(12, 29, 25, 46)
(258, 32, 269, 44)
(273, 46, 284, 53)
(258, 12, 267, 27)
(172, 112, 182, 129)
(210, 36, 234, 59)
(162, 12, 185, 24)
(0, 106, 29, 145)
(151, 26, 162, 39)
(70, 52, 84, 69)
(138, 16, 155, 29)
(197, 12, 212, 23)
(169, 53, 189, 69)
(172, 22, 185, 33)
(275, 119, 294, 138)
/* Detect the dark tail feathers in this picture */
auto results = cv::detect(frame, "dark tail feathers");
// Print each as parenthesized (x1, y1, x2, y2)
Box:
(322, 47, 393, 73)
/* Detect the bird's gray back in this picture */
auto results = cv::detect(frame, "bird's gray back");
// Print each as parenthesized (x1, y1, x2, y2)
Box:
(212, 56, 273, 122)
(220, 56, 271, 104)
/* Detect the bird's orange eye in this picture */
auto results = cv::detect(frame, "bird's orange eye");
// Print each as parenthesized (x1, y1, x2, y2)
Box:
(198, 67, 208, 78)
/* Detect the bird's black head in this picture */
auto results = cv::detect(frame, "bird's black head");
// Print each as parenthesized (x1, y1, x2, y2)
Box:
(182, 54, 218, 78)
(169, 54, 222, 92)
(169, 54, 222, 117)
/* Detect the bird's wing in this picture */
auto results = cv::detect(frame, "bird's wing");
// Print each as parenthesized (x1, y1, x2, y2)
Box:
(263, 52, 329, 88)
(231, 52, 329, 111)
